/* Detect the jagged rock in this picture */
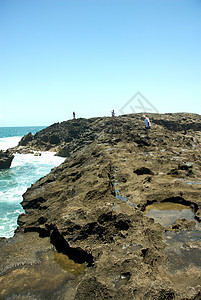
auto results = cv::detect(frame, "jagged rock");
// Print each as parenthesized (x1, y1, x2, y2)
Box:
(11, 113, 201, 157)
(0, 150, 14, 169)
(1, 112, 201, 299)
(18, 132, 33, 146)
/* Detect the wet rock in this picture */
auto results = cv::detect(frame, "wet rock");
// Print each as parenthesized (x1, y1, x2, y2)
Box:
(34, 152, 41, 156)
(0, 150, 14, 169)
(168, 217, 196, 231)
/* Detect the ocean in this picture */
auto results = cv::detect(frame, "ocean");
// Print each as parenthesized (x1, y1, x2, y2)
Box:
(0, 127, 65, 238)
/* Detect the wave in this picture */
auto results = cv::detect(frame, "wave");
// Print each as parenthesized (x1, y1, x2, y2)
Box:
(0, 136, 22, 151)
(0, 151, 65, 238)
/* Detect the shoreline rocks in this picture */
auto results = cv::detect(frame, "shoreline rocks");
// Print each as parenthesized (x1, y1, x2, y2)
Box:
(11, 112, 201, 157)
(0, 150, 14, 169)
(1, 112, 201, 299)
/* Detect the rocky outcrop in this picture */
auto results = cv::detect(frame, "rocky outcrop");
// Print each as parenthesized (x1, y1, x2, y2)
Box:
(0, 150, 14, 169)
(151, 112, 201, 131)
(11, 112, 201, 156)
(18, 132, 34, 146)
(1, 113, 201, 299)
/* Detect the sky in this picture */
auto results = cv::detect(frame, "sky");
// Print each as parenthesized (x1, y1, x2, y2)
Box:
(0, 0, 201, 126)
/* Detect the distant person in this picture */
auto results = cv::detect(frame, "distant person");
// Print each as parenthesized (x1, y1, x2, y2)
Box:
(143, 115, 151, 138)
(73, 111, 76, 119)
(111, 110, 115, 118)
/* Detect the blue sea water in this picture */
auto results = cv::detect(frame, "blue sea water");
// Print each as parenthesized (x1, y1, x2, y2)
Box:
(0, 127, 65, 238)
(0, 126, 46, 150)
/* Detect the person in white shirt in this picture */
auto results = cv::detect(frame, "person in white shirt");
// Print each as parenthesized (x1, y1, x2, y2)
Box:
(143, 115, 151, 138)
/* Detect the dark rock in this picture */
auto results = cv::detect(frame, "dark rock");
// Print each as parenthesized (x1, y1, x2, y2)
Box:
(168, 169, 179, 175)
(0, 150, 14, 169)
(18, 132, 33, 146)
(49, 134, 60, 145)
(151, 113, 201, 131)
(34, 152, 41, 156)
(134, 167, 154, 175)
(168, 163, 193, 176)
(56, 145, 70, 157)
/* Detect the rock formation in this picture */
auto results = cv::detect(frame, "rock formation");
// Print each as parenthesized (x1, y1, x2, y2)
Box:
(18, 132, 34, 146)
(1, 113, 201, 299)
(0, 150, 14, 169)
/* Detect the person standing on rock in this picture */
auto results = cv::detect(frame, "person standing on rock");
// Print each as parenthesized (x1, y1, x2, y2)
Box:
(73, 112, 76, 119)
(111, 110, 115, 118)
(143, 115, 151, 138)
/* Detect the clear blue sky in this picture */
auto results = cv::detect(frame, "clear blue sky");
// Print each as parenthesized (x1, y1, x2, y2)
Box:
(1, 0, 201, 126)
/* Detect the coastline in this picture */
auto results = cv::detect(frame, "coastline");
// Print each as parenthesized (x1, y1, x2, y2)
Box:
(0, 132, 65, 238)
(1, 113, 201, 299)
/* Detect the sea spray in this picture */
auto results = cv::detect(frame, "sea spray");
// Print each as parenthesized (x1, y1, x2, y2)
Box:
(0, 152, 65, 238)
(0, 126, 64, 238)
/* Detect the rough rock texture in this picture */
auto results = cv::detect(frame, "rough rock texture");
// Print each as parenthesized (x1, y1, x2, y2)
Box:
(1, 113, 201, 299)
(0, 150, 14, 169)
(18, 132, 34, 146)
(11, 112, 201, 157)
(168, 217, 196, 231)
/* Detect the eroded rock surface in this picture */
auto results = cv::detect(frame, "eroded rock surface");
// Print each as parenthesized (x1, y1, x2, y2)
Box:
(1, 113, 201, 299)
(168, 217, 196, 231)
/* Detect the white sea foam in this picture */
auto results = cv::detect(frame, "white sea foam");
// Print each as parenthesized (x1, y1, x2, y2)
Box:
(11, 152, 64, 168)
(0, 151, 65, 238)
(0, 136, 22, 150)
